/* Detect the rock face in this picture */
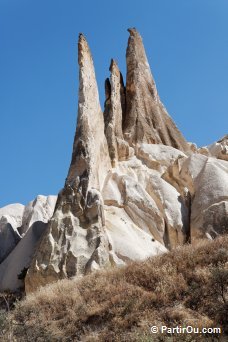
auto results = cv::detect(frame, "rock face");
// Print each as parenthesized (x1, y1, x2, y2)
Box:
(67, 34, 111, 190)
(0, 204, 24, 263)
(104, 59, 134, 166)
(184, 156, 228, 241)
(163, 153, 228, 242)
(0, 196, 56, 291)
(25, 34, 113, 292)
(1, 29, 227, 293)
(206, 135, 228, 161)
(123, 28, 189, 151)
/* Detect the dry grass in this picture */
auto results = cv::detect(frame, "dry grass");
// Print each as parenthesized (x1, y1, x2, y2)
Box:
(3, 236, 228, 341)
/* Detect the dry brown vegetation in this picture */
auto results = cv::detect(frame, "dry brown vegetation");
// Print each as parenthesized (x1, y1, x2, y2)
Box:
(1, 236, 228, 341)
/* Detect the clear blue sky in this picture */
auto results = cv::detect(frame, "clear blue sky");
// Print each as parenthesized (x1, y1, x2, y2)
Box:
(0, 0, 227, 207)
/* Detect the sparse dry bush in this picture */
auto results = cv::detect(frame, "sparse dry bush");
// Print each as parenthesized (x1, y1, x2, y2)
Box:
(3, 236, 228, 341)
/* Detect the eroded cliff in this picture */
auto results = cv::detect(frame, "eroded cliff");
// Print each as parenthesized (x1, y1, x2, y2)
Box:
(0, 29, 227, 293)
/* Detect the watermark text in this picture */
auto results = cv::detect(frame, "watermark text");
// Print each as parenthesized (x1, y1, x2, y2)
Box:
(150, 325, 221, 335)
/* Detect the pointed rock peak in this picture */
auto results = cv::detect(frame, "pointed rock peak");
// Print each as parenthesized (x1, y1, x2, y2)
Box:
(127, 27, 141, 38)
(124, 29, 189, 151)
(126, 28, 152, 70)
(104, 58, 133, 166)
(109, 59, 125, 91)
(67, 33, 111, 191)
(78, 33, 92, 64)
(78, 32, 85, 42)
(106, 58, 125, 120)
(127, 27, 145, 48)
(126, 28, 159, 102)
(128, 27, 137, 35)
(109, 59, 119, 75)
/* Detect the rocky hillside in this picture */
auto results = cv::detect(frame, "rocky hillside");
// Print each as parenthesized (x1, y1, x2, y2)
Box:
(0, 29, 227, 294)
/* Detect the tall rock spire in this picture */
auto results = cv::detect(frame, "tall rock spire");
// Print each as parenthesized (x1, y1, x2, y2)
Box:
(123, 28, 189, 151)
(67, 33, 111, 192)
(104, 59, 124, 166)
(25, 34, 112, 292)
(104, 59, 133, 166)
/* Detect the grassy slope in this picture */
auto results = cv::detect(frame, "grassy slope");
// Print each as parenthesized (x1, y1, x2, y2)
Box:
(2, 236, 228, 341)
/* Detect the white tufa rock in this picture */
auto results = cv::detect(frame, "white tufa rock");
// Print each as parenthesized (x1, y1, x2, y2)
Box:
(1, 29, 227, 293)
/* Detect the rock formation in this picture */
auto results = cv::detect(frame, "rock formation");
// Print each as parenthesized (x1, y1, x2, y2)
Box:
(0, 195, 56, 291)
(0, 204, 23, 263)
(25, 34, 114, 292)
(0, 29, 227, 293)
(104, 59, 133, 166)
(181, 155, 228, 241)
(201, 135, 228, 161)
(123, 28, 189, 151)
